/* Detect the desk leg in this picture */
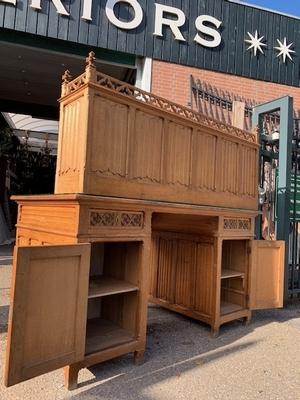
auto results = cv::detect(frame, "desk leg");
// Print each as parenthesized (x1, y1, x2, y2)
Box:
(64, 365, 80, 391)
(134, 350, 145, 365)
(211, 325, 220, 338)
(243, 312, 252, 326)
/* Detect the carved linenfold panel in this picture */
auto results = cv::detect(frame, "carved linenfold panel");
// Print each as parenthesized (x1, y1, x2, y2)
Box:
(217, 139, 239, 194)
(164, 122, 192, 186)
(90, 97, 128, 177)
(224, 218, 251, 231)
(90, 210, 144, 228)
(191, 132, 216, 190)
(239, 145, 257, 197)
(156, 238, 175, 302)
(174, 240, 195, 307)
(128, 111, 163, 183)
(194, 242, 214, 315)
(59, 99, 84, 174)
(152, 235, 214, 316)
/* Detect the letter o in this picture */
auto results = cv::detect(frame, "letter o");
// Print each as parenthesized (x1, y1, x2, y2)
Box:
(106, 0, 143, 30)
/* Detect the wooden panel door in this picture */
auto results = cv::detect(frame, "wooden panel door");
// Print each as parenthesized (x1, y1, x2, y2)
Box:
(174, 240, 196, 308)
(156, 238, 176, 303)
(5, 244, 91, 387)
(249, 241, 285, 310)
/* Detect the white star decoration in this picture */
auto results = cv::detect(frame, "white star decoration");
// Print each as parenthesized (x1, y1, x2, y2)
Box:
(245, 31, 267, 56)
(274, 38, 295, 63)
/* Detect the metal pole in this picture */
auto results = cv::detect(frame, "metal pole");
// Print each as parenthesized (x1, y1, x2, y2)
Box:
(277, 97, 293, 301)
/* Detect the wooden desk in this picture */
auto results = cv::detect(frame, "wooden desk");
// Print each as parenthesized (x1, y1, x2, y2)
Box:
(4, 55, 284, 391)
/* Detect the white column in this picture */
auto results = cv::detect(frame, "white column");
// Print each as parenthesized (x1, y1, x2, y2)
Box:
(135, 57, 152, 92)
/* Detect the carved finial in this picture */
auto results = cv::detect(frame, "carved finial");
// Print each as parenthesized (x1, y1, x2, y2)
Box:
(62, 69, 72, 84)
(61, 70, 72, 97)
(86, 51, 96, 69)
(85, 51, 97, 83)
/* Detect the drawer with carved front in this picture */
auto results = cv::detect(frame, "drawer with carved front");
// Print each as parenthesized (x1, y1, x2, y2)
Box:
(89, 210, 144, 230)
(222, 217, 253, 236)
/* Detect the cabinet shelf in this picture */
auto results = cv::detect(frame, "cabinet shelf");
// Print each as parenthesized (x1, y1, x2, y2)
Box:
(221, 269, 245, 280)
(85, 318, 135, 355)
(88, 276, 138, 299)
(220, 301, 244, 315)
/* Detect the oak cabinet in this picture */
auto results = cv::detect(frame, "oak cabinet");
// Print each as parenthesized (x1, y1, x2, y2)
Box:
(150, 232, 284, 335)
(5, 237, 148, 390)
(220, 239, 284, 328)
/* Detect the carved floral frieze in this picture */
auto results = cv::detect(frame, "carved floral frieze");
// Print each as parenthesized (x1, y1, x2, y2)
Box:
(90, 210, 144, 228)
(224, 218, 251, 231)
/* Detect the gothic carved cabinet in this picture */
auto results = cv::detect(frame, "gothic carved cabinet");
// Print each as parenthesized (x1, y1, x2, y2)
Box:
(5, 195, 151, 390)
(4, 56, 284, 390)
(150, 215, 284, 334)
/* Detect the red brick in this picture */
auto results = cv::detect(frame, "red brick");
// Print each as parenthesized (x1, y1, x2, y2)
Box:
(151, 60, 300, 114)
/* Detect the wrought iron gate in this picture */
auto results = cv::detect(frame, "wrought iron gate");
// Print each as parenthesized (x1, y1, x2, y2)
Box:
(252, 97, 298, 301)
(289, 118, 300, 297)
(191, 79, 300, 300)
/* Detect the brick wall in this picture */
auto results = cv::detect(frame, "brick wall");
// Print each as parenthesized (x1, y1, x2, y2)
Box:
(151, 60, 300, 113)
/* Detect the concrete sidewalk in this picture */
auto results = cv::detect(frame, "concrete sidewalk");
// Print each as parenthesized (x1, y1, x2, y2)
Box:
(0, 262, 300, 400)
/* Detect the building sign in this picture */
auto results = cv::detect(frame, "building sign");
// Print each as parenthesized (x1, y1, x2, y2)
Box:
(1, 0, 223, 49)
(0, 0, 299, 86)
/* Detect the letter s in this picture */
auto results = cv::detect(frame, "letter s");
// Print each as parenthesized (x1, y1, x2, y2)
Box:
(194, 15, 222, 48)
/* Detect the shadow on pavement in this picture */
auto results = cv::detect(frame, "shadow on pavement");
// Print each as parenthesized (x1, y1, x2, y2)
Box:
(0, 244, 13, 266)
(0, 255, 299, 400)
(67, 303, 300, 400)
(0, 305, 9, 334)
(0, 259, 13, 266)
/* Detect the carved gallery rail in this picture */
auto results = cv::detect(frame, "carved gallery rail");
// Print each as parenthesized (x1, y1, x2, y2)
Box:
(4, 53, 284, 392)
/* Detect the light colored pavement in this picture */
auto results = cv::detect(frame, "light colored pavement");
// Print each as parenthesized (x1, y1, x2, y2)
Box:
(0, 260, 300, 400)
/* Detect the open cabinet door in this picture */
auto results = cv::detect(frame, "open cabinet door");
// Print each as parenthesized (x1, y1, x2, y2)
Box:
(5, 244, 91, 387)
(249, 241, 285, 310)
